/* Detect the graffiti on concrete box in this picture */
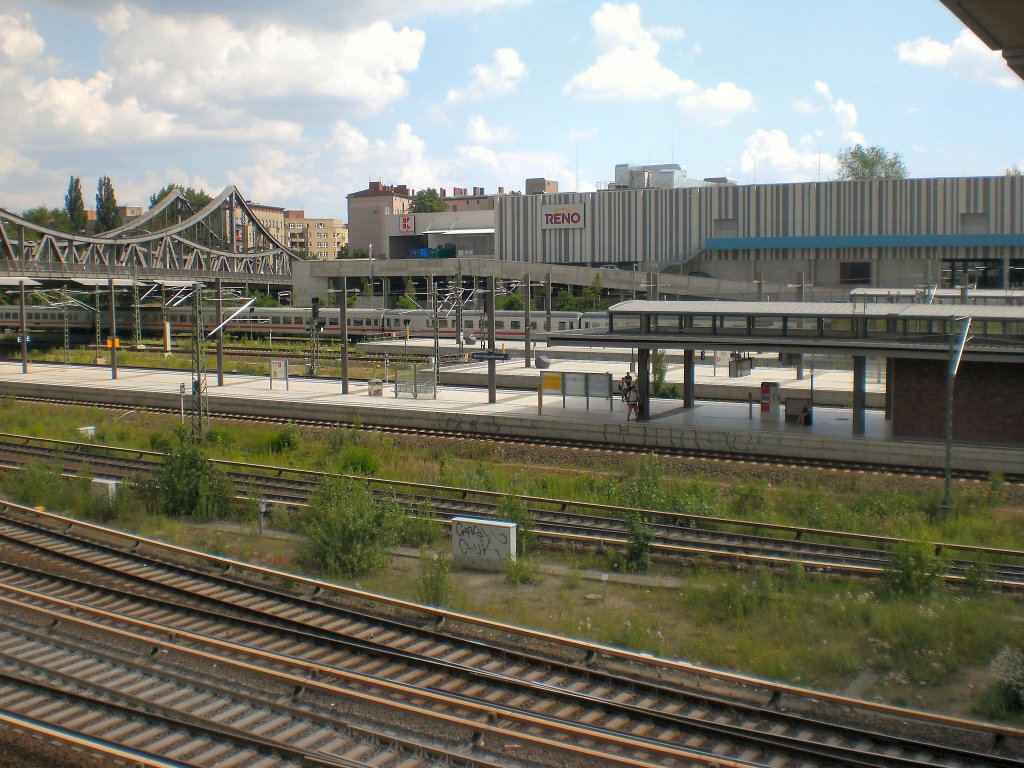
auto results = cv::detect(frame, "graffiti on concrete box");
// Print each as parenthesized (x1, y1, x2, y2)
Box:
(452, 517, 517, 571)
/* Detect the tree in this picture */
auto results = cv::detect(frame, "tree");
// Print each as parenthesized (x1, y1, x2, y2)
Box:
(1006, 165, 1023, 177)
(409, 188, 447, 213)
(835, 144, 907, 181)
(64, 176, 87, 233)
(21, 206, 72, 234)
(95, 176, 121, 232)
(149, 183, 212, 210)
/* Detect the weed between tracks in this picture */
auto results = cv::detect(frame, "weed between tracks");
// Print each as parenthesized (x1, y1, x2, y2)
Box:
(0, 398, 1022, 723)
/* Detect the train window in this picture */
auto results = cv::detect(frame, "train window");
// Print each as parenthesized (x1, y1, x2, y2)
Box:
(584, 322, 590, 329)
(283, 317, 292, 324)
(494, 321, 504, 330)
(558, 322, 567, 330)
(438, 319, 448, 329)
(529, 322, 537, 330)
(353, 318, 363, 326)
(510, 320, 520, 330)
(465, 320, 474, 329)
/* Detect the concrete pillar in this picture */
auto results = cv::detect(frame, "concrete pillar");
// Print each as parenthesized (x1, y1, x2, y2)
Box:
(524, 271, 532, 368)
(487, 275, 496, 404)
(638, 347, 651, 421)
(216, 278, 224, 386)
(340, 275, 349, 394)
(683, 349, 695, 409)
(1003, 248, 1011, 290)
(108, 278, 118, 380)
(884, 357, 894, 420)
(852, 355, 867, 435)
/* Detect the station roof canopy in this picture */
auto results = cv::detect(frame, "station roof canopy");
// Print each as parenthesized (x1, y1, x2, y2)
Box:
(547, 300, 1024, 363)
(939, 0, 1024, 80)
(0, 277, 40, 287)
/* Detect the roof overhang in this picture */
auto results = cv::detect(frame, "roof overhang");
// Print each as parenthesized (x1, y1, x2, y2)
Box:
(939, 0, 1024, 81)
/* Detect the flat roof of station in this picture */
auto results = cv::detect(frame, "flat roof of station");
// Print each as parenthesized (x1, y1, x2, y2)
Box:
(608, 300, 1024, 321)
(548, 300, 1024, 362)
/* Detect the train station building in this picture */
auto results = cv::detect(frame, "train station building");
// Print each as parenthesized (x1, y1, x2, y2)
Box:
(550, 300, 1024, 446)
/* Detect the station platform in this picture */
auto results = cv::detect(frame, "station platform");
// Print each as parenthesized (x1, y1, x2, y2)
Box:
(365, 338, 888, 408)
(0, 360, 1017, 474)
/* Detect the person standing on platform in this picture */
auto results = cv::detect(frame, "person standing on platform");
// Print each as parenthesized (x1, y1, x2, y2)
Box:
(625, 384, 640, 421)
(620, 372, 633, 400)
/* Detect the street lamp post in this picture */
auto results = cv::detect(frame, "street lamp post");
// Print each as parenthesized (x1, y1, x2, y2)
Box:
(368, 243, 373, 310)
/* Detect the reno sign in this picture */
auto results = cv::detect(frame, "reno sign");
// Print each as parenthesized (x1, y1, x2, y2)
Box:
(541, 203, 585, 230)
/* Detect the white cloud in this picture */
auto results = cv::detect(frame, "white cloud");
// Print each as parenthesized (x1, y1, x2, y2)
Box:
(813, 80, 863, 145)
(568, 127, 599, 140)
(97, 5, 426, 113)
(732, 128, 834, 183)
(678, 82, 754, 127)
(650, 25, 686, 42)
(0, 12, 45, 63)
(330, 121, 371, 158)
(564, 3, 753, 125)
(791, 98, 818, 114)
(563, 3, 686, 100)
(465, 115, 513, 143)
(897, 29, 1017, 88)
(446, 47, 526, 103)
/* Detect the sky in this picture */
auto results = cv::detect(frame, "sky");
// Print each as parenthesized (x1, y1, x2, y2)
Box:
(0, 0, 1021, 220)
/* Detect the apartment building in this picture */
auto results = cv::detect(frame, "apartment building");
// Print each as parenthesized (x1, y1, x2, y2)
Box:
(283, 210, 348, 260)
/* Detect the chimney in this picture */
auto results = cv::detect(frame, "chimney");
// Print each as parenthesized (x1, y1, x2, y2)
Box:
(369, 180, 382, 191)
(498, 186, 505, 194)
(395, 184, 409, 195)
(440, 188, 447, 198)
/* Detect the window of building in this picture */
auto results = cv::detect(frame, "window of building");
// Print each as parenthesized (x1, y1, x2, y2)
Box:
(839, 262, 872, 285)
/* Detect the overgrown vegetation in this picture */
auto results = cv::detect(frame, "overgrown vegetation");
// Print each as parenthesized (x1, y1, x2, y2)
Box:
(1, 402, 1022, 723)
(133, 429, 235, 520)
(416, 550, 452, 607)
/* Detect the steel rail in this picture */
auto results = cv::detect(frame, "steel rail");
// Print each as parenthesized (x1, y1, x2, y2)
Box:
(4, 391, 1020, 483)
(2, 498, 1019, 748)
(2, 439, 1022, 590)
(0, 608, 506, 768)
(1, 430, 1020, 564)
(0, 555, 1005, 768)
(0, 584, 755, 768)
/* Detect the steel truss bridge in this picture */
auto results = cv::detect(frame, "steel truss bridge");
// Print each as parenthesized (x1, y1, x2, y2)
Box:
(0, 186, 293, 286)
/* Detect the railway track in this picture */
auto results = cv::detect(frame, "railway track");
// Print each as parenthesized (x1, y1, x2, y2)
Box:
(6, 391, 1020, 484)
(1, 433, 1022, 590)
(0, 499, 1020, 767)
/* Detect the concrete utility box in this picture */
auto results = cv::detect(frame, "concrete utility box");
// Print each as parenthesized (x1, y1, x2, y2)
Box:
(78, 426, 96, 440)
(451, 517, 516, 571)
(368, 378, 384, 396)
(91, 477, 119, 503)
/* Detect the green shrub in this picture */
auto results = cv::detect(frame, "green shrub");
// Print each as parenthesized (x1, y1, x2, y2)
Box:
(156, 430, 235, 520)
(496, 494, 536, 555)
(618, 454, 664, 510)
(730, 481, 771, 520)
(987, 471, 1005, 503)
(272, 422, 301, 453)
(297, 476, 403, 577)
(624, 512, 653, 573)
(505, 556, 540, 585)
(416, 550, 452, 607)
(339, 446, 379, 475)
(400, 502, 442, 547)
(10, 462, 62, 507)
(878, 540, 947, 600)
(325, 425, 354, 453)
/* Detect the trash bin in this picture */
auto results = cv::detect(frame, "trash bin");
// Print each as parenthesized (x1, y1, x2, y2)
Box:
(535, 355, 551, 369)
(368, 378, 384, 396)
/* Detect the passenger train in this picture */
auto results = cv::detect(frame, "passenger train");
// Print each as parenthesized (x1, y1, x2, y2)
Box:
(0, 304, 611, 342)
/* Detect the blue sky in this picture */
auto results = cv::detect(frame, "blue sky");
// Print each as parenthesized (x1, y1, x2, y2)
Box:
(0, 0, 1020, 218)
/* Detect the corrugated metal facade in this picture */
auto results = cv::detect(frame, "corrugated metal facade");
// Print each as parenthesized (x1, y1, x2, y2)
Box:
(495, 176, 1023, 268)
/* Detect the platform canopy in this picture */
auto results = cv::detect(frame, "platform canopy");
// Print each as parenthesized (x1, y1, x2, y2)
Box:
(940, 0, 1024, 80)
